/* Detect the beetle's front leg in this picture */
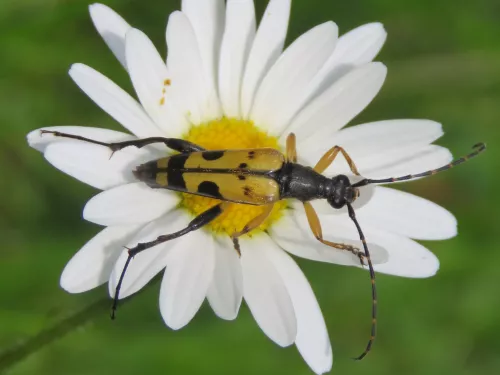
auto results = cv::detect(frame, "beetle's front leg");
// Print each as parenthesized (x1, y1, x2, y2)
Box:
(302, 201, 366, 264)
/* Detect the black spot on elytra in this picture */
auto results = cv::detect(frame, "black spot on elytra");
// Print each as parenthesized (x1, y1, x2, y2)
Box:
(238, 175, 246, 181)
(168, 153, 189, 169)
(197, 181, 223, 198)
(248, 151, 256, 159)
(239, 163, 248, 169)
(167, 154, 188, 189)
(202, 150, 224, 161)
(243, 186, 252, 196)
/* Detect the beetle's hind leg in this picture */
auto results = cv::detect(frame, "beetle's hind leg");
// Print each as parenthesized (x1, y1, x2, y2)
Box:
(40, 130, 205, 154)
(303, 202, 366, 263)
(230, 204, 275, 256)
(111, 202, 227, 319)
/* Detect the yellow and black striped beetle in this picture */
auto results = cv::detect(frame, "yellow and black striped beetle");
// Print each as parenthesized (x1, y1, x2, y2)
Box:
(40, 129, 486, 360)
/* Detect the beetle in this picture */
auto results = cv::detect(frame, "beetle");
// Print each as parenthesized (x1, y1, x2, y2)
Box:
(40, 129, 485, 360)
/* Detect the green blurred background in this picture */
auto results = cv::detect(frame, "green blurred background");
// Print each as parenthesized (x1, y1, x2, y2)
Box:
(0, 0, 498, 374)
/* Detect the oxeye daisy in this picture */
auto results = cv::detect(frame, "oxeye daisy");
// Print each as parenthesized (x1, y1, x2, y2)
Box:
(25, 1, 480, 373)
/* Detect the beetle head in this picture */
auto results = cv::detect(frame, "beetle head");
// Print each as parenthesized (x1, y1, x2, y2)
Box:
(327, 175, 359, 209)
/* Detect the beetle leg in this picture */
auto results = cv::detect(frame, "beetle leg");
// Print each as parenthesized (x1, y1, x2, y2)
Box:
(230, 204, 275, 256)
(231, 204, 274, 239)
(232, 238, 241, 257)
(111, 202, 227, 319)
(303, 202, 365, 263)
(313, 145, 360, 175)
(286, 133, 297, 163)
(107, 137, 205, 153)
(40, 130, 205, 153)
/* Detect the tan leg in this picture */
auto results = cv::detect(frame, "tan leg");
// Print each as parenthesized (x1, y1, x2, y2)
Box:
(314, 145, 360, 175)
(232, 204, 274, 238)
(231, 204, 275, 257)
(303, 202, 365, 263)
(286, 133, 297, 163)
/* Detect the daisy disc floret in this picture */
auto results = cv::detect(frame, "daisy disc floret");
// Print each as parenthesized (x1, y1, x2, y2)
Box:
(27, 1, 464, 373)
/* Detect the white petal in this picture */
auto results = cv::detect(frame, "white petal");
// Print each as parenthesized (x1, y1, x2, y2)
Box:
(89, 3, 131, 69)
(218, 0, 256, 118)
(83, 182, 179, 226)
(241, 0, 291, 118)
(251, 22, 338, 134)
(60, 224, 143, 293)
(240, 235, 297, 347)
(166, 12, 214, 124)
(370, 233, 440, 278)
(307, 23, 387, 98)
(44, 141, 154, 190)
(335, 119, 443, 156)
(302, 119, 444, 173)
(207, 236, 243, 320)
(300, 119, 446, 178)
(27, 126, 134, 153)
(313, 214, 440, 278)
(109, 211, 191, 299)
(160, 231, 215, 330)
(283, 63, 387, 142)
(181, 0, 225, 98)
(270, 211, 389, 266)
(333, 23, 387, 65)
(125, 29, 189, 136)
(69, 64, 162, 138)
(357, 186, 457, 240)
(265, 245, 332, 374)
(360, 145, 453, 179)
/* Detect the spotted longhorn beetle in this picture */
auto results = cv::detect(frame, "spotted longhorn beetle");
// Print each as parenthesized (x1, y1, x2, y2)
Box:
(40, 130, 486, 360)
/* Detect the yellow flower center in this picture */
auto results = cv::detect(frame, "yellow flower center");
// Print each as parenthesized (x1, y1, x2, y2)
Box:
(181, 118, 287, 237)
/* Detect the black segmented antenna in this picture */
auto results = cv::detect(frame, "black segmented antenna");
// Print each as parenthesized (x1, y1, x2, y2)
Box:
(353, 143, 486, 188)
(349, 142, 485, 360)
(346, 203, 377, 360)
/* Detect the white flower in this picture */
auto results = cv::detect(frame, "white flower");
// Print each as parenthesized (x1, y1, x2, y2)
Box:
(27, 1, 457, 374)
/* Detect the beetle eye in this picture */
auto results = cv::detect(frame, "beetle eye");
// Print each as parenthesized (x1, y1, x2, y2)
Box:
(327, 197, 345, 209)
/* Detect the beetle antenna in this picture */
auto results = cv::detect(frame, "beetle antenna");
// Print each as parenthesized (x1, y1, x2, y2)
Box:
(346, 203, 377, 361)
(110, 251, 133, 319)
(352, 143, 486, 188)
